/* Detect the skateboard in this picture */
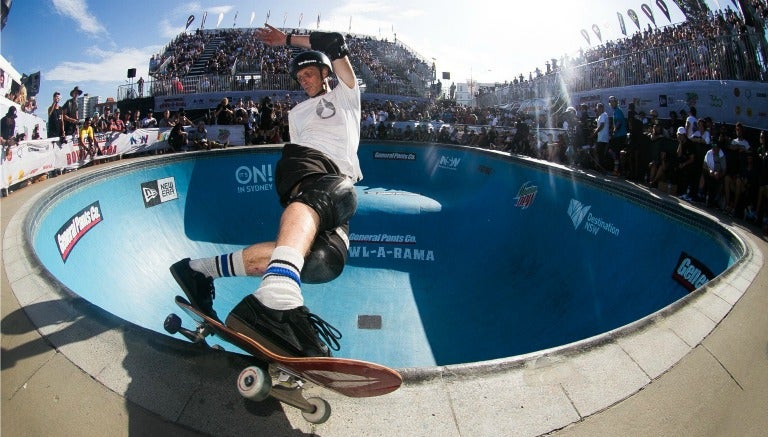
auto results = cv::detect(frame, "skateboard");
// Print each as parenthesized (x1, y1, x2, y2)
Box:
(164, 296, 402, 424)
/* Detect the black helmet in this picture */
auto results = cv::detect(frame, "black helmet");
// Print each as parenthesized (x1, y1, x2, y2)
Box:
(290, 50, 333, 80)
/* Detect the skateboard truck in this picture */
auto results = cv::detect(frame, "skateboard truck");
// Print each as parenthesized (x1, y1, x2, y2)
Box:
(164, 313, 210, 344)
(238, 365, 331, 423)
(165, 312, 332, 423)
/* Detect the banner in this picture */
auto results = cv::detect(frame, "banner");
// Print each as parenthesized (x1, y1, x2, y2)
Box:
(592, 24, 602, 43)
(581, 29, 591, 45)
(185, 14, 194, 30)
(201, 11, 207, 29)
(1, 126, 248, 190)
(656, 0, 671, 22)
(628, 8, 640, 31)
(569, 80, 768, 131)
(672, 251, 713, 292)
(641, 3, 656, 27)
(617, 12, 627, 36)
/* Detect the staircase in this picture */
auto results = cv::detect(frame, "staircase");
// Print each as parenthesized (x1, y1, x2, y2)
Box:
(187, 36, 225, 76)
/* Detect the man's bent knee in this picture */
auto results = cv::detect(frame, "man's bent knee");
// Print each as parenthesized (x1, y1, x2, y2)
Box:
(302, 229, 348, 283)
(292, 175, 357, 232)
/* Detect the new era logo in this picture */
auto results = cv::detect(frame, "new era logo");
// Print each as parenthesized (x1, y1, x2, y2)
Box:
(142, 187, 158, 203)
(568, 199, 591, 230)
(141, 177, 178, 208)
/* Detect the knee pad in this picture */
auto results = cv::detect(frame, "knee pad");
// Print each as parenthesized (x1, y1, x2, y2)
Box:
(302, 230, 348, 284)
(293, 175, 357, 232)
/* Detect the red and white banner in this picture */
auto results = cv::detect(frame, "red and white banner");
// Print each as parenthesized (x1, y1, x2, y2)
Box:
(1, 125, 246, 190)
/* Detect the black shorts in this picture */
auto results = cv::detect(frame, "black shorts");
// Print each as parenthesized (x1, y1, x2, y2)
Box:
(275, 143, 350, 281)
(275, 143, 343, 205)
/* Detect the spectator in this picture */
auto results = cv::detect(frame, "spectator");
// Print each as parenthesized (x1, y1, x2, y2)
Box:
(608, 96, 626, 176)
(47, 91, 65, 141)
(215, 97, 234, 125)
(109, 113, 125, 133)
(593, 102, 610, 171)
(1, 106, 17, 151)
(697, 142, 726, 207)
(648, 122, 675, 188)
(676, 126, 698, 200)
(142, 111, 158, 128)
(167, 122, 188, 152)
(740, 153, 760, 220)
(724, 122, 751, 212)
(158, 109, 175, 127)
(62, 86, 82, 138)
(189, 120, 228, 150)
(685, 106, 698, 139)
(78, 118, 100, 160)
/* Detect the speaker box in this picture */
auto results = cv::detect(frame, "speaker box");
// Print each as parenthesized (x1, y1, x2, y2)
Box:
(127, 68, 137, 78)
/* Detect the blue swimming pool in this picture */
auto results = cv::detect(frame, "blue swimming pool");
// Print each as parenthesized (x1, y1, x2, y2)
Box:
(30, 142, 741, 368)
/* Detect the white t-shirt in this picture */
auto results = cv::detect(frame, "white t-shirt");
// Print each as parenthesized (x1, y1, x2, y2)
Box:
(691, 129, 711, 145)
(685, 115, 697, 138)
(731, 137, 750, 151)
(288, 80, 363, 181)
(596, 112, 610, 143)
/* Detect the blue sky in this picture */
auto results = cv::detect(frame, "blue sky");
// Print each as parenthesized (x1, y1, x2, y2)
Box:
(1, 0, 733, 106)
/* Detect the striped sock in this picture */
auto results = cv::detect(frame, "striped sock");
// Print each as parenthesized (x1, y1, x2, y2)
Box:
(189, 249, 247, 279)
(254, 246, 304, 310)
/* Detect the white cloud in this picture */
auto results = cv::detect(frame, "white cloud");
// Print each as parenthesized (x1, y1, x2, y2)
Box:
(45, 45, 158, 85)
(52, 0, 107, 36)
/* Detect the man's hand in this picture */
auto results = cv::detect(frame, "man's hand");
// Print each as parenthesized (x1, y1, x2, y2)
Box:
(255, 24, 286, 46)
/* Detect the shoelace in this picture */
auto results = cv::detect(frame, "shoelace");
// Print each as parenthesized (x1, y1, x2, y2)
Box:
(307, 312, 342, 352)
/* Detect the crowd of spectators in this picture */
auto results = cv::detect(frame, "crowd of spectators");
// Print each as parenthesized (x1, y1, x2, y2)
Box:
(478, 4, 767, 104)
(148, 27, 432, 98)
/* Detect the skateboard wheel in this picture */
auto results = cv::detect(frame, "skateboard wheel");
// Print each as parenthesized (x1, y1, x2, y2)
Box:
(237, 366, 271, 401)
(164, 314, 181, 334)
(302, 397, 331, 424)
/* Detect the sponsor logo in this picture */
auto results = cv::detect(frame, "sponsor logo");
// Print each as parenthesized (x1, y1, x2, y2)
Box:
(567, 199, 620, 237)
(373, 151, 416, 161)
(350, 233, 417, 244)
(235, 164, 274, 194)
(672, 251, 714, 292)
(568, 199, 591, 229)
(514, 182, 538, 209)
(55, 201, 103, 262)
(438, 155, 461, 171)
(316, 98, 336, 119)
(141, 177, 178, 208)
(349, 233, 435, 262)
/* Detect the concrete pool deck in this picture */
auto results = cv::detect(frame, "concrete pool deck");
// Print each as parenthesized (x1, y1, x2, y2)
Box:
(2, 156, 767, 436)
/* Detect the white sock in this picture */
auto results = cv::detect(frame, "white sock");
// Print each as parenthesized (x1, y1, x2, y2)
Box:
(189, 249, 247, 279)
(255, 246, 304, 310)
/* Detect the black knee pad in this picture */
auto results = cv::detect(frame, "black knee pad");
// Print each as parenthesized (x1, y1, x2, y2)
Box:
(302, 228, 348, 284)
(293, 174, 357, 232)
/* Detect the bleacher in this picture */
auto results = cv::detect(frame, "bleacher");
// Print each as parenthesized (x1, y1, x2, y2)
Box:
(144, 28, 435, 99)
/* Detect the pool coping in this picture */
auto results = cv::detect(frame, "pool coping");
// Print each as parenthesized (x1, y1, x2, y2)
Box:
(3, 149, 763, 436)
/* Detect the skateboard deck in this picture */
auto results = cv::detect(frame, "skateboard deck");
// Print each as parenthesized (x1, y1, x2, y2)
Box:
(169, 295, 402, 398)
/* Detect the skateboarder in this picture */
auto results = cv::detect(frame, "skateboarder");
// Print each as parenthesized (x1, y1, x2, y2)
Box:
(170, 25, 361, 358)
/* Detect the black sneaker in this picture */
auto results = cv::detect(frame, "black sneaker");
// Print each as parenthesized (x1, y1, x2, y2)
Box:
(226, 295, 341, 358)
(169, 258, 218, 321)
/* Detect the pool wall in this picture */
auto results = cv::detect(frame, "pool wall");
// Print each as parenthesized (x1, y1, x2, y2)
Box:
(29, 143, 742, 368)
